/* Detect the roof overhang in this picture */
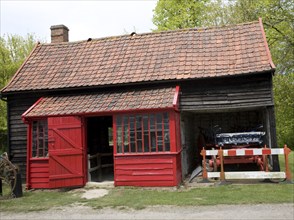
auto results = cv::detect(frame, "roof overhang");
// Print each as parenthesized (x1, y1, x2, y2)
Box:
(22, 86, 180, 122)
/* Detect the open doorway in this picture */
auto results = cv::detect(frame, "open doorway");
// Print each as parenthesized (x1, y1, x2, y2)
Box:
(86, 116, 114, 182)
(181, 109, 266, 177)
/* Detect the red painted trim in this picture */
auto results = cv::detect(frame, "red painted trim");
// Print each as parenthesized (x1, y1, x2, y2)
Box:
(259, 17, 276, 69)
(173, 86, 180, 110)
(113, 115, 117, 154)
(82, 117, 87, 184)
(172, 155, 177, 185)
(29, 157, 49, 162)
(169, 111, 177, 152)
(26, 123, 32, 189)
(22, 97, 44, 123)
(1, 42, 40, 94)
(112, 115, 117, 184)
(24, 107, 175, 119)
(228, 150, 236, 157)
(262, 148, 271, 155)
(114, 150, 182, 157)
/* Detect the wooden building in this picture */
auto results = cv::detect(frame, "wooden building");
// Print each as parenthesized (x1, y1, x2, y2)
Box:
(0, 19, 278, 188)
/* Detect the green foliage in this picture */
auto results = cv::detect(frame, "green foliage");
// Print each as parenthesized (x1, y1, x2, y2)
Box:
(152, 0, 210, 31)
(0, 34, 36, 87)
(273, 73, 294, 149)
(0, 34, 36, 152)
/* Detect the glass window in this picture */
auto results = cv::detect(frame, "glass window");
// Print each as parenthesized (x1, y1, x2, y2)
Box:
(116, 113, 170, 154)
(32, 120, 48, 158)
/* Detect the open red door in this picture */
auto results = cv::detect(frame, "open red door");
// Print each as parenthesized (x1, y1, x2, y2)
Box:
(48, 116, 86, 188)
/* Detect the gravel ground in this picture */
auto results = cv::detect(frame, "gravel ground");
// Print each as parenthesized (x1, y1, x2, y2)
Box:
(1, 203, 293, 220)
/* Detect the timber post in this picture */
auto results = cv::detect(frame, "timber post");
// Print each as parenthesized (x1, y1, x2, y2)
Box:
(200, 147, 209, 183)
(283, 145, 293, 183)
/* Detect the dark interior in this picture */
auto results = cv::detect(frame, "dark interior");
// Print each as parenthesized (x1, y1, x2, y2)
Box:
(181, 109, 266, 176)
(86, 116, 114, 182)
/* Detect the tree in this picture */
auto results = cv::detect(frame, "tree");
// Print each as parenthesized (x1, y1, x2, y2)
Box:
(0, 34, 36, 152)
(152, 0, 210, 31)
(273, 73, 294, 149)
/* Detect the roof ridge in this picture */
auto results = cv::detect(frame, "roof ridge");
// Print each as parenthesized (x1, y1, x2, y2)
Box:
(40, 20, 261, 46)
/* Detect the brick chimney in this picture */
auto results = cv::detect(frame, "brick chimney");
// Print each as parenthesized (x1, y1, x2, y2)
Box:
(50, 25, 69, 43)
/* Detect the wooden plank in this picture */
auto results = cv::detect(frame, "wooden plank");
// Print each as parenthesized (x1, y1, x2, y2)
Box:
(30, 167, 49, 173)
(180, 74, 273, 111)
(114, 153, 179, 186)
(115, 158, 173, 165)
(30, 178, 49, 183)
(116, 163, 173, 170)
(48, 116, 85, 188)
(30, 183, 50, 188)
(115, 180, 174, 187)
(30, 173, 49, 178)
(115, 175, 174, 181)
(30, 162, 49, 168)
(207, 171, 286, 179)
(115, 169, 173, 176)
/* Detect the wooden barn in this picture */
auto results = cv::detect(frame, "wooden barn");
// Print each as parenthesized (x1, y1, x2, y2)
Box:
(0, 19, 278, 189)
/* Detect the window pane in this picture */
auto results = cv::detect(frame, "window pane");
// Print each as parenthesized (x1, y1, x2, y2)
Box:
(150, 114, 156, 152)
(115, 112, 170, 154)
(32, 120, 48, 158)
(32, 121, 37, 157)
(144, 133, 149, 152)
(164, 130, 170, 151)
(123, 116, 129, 153)
(116, 116, 122, 153)
(156, 114, 163, 151)
(137, 140, 142, 153)
(136, 116, 142, 152)
(157, 131, 163, 151)
(44, 122, 48, 156)
(129, 116, 136, 152)
(163, 113, 170, 151)
(143, 115, 149, 152)
(156, 113, 162, 129)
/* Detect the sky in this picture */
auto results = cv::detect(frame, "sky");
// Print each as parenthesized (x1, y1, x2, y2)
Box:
(0, 0, 158, 42)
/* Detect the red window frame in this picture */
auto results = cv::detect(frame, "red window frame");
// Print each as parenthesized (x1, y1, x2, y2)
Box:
(115, 112, 171, 154)
(31, 119, 48, 158)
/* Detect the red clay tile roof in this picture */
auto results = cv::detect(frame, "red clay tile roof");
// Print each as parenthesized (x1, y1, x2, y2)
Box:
(22, 87, 176, 117)
(2, 19, 274, 93)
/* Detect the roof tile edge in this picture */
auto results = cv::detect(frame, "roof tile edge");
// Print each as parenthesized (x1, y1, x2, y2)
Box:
(258, 17, 276, 70)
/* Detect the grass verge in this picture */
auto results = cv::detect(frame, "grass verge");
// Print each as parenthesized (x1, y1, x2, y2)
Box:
(0, 153, 293, 212)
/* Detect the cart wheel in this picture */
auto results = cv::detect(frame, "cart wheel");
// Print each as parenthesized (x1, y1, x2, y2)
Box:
(0, 156, 17, 198)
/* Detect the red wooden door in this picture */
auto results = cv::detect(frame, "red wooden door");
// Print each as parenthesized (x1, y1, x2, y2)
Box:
(48, 116, 86, 188)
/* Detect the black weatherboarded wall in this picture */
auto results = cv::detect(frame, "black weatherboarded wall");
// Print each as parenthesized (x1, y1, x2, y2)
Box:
(7, 94, 40, 179)
(180, 73, 273, 111)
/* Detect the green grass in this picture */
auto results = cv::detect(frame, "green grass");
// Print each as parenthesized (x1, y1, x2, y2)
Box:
(83, 184, 294, 210)
(0, 189, 86, 212)
(0, 153, 293, 212)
